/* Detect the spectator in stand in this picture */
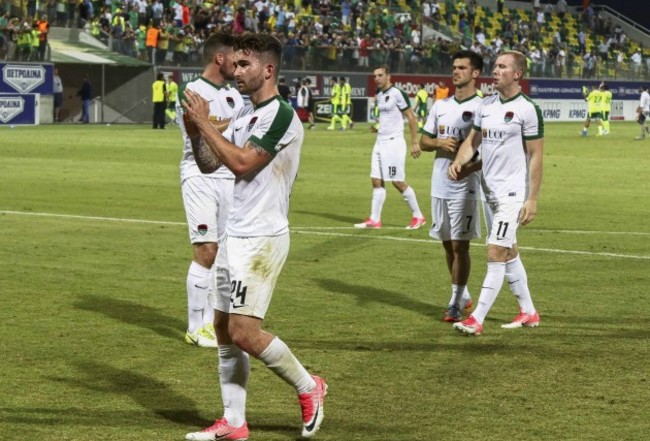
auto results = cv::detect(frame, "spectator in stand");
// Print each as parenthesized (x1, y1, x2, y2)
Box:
(358, 33, 370, 67)
(36, 14, 48, 61)
(145, 23, 158, 63)
(156, 23, 170, 65)
(556, 0, 568, 19)
(631, 49, 642, 76)
(152, 0, 163, 27)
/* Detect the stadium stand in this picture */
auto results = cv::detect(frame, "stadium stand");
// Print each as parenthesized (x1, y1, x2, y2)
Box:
(1, 0, 648, 79)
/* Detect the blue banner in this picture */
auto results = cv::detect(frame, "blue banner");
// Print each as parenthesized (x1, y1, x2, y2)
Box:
(529, 79, 645, 100)
(0, 94, 39, 125)
(0, 63, 53, 95)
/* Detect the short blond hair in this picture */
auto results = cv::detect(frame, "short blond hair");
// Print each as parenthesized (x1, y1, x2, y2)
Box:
(499, 51, 527, 77)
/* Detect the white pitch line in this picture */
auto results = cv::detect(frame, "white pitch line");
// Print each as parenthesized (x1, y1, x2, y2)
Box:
(292, 226, 650, 236)
(293, 230, 650, 260)
(0, 210, 186, 226)
(2, 210, 649, 260)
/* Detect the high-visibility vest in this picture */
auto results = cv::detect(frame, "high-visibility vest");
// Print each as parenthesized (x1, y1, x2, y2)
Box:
(167, 81, 178, 103)
(152, 80, 166, 102)
(146, 27, 159, 48)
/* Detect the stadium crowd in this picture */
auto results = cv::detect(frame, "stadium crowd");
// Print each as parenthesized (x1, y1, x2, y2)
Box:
(0, 0, 648, 79)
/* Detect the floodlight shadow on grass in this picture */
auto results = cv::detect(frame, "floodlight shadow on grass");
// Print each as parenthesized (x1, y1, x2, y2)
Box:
(74, 294, 184, 340)
(293, 209, 360, 225)
(314, 278, 437, 317)
(45, 360, 210, 427)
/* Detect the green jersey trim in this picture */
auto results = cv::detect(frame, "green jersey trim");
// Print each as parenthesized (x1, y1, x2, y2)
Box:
(198, 76, 226, 90)
(454, 93, 479, 105)
(422, 129, 436, 138)
(248, 98, 294, 156)
(499, 92, 522, 104)
(254, 94, 281, 110)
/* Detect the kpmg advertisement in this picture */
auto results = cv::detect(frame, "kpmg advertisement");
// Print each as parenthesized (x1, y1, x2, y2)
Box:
(0, 63, 54, 95)
(0, 94, 40, 125)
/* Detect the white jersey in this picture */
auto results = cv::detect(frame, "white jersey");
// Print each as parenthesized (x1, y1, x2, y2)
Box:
(422, 93, 482, 200)
(178, 77, 245, 181)
(640, 91, 650, 113)
(376, 86, 410, 139)
(297, 85, 310, 108)
(223, 96, 303, 237)
(474, 92, 543, 202)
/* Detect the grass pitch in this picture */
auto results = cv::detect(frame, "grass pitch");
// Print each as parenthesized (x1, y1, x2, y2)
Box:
(0, 122, 649, 441)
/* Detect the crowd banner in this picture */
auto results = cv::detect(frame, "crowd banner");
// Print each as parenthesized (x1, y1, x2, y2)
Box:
(0, 93, 40, 125)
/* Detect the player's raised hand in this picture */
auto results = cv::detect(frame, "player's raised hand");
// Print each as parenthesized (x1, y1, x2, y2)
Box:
(519, 199, 538, 225)
(182, 89, 210, 125)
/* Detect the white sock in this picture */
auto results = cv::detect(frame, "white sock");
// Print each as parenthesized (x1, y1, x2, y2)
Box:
(505, 255, 536, 314)
(370, 187, 386, 222)
(401, 186, 423, 218)
(462, 286, 472, 303)
(187, 261, 210, 333)
(449, 284, 466, 308)
(259, 337, 315, 394)
(203, 305, 215, 329)
(218, 345, 250, 427)
(471, 262, 506, 324)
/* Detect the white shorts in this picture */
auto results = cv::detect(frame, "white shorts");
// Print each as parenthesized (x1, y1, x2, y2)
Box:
(483, 200, 522, 248)
(429, 197, 481, 241)
(370, 136, 406, 182)
(210, 233, 290, 319)
(181, 176, 233, 244)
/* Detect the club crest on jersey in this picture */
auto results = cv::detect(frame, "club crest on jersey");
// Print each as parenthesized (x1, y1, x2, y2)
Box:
(384, 96, 390, 102)
(482, 128, 488, 138)
(438, 125, 446, 135)
(462, 111, 473, 122)
(247, 116, 258, 131)
(197, 224, 208, 235)
(504, 111, 514, 122)
(226, 96, 235, 108)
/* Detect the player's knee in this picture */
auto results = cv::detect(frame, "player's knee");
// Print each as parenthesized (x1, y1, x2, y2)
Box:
(228, 319, 255, 352)
(193, 243, 218, 267)
(451, 240, 470, 256)
(486, 245, 509, 262)
(393, 181, 407, 192)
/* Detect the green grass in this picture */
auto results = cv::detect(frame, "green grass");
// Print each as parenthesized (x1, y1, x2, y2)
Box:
(0, 122, 649, 441)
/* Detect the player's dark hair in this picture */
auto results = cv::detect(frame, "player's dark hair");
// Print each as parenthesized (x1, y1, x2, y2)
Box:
(452, 50, 484, 73)
(372, 65, 390, 75)
(202, 32, 236, 64)
(235, 33, 284, 77)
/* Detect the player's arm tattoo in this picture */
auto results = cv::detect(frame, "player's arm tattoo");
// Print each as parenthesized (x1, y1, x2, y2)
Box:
(190, 136, 222, 173)
(245, 139, 273, 159)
